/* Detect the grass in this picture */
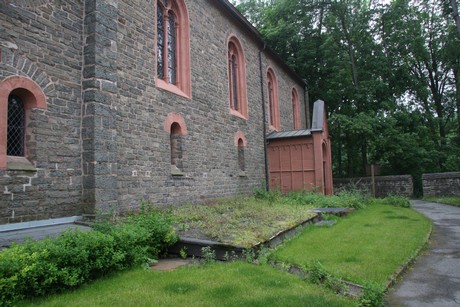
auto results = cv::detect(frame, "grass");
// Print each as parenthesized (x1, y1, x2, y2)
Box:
(271, 202, 431, 286)
(21, 262, 355, 307)
(423, 196, 460, 207)
(168, 196, 317, 247)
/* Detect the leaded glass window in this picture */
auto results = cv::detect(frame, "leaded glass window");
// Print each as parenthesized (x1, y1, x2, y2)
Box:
(268, 81, 275, 126)
(7, 95, 25, 156)
(167, 11, 176, 84)
(231, 55, 238, 111)
(157, 0, 177, 85)
(157, 4, 165, 80)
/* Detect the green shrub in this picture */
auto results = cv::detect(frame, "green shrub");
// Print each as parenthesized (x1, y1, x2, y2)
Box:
(0, 208, 177, 306)
(374, 195, 411, 208)
(358, 282, 385, 307)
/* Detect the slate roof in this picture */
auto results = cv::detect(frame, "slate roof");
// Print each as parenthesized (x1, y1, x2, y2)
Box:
(266, 129, 312, 140)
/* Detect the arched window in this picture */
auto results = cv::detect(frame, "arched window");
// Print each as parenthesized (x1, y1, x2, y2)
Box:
(7, 95, 25, 156)
(227, 36, 248, 118)
(292, 88, 301, 130)
(238, 138, 245, 172)
(156, 0, 191, 98)
(170, 122, 183, 171)
(234, 131, 247, 176)
(0, 76, 47, 170)
(267, 68, 279, 130)
(164, 113, 187, 176)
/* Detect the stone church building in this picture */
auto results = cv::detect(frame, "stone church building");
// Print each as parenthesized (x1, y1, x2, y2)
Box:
(0, 0, 331, 225)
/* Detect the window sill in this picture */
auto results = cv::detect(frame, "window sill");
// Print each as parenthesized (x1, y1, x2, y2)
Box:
(7, 156, 37, 171)
(229, 108, 248, 120)
(171, 165, 184, 176)
(239, 171, 247, 177)
(156, 79, 191, 99)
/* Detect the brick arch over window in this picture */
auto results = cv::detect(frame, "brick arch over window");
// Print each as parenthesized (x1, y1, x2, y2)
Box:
(227, 35, 248, 119)
(156, 0, 191, 98)
(0, 76, 47, 169)
(292, 87, 301, 130)
(267, 67, 280, 131)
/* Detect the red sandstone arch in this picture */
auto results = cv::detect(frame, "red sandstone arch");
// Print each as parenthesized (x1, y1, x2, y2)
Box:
(0, 76, 47, 169)
(164, 112, 187, 135)
(234, 131, 247, 147)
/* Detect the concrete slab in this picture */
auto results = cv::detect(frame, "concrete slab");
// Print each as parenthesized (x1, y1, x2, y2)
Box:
(0, 223, 91, 249)
(150, 258, 193, 271)
(385, 200, 460, 306)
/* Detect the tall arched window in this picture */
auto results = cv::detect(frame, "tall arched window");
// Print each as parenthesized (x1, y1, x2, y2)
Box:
(156, 0, 191, 98)
(227, 36, 248, 119)
(267, 68, 279, 130)
(238, 138, 245, 172)
(164, 113, 187, 176)
(292, 88, 301, 130)
(170, 122, 183, 171)
(7, 95, 25, 156)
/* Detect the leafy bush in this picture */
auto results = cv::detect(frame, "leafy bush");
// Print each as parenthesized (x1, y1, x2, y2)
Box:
(0, 209, 177, 306)
(358, 282, 385, 307)
(374, 195, 411, 208)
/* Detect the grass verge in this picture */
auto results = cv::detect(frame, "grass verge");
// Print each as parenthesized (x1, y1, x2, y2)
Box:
(168, 196, 316, 247)
(22, 262, 355, 307)
(270, 202, 431, 286)
(423, 196, 460, 207)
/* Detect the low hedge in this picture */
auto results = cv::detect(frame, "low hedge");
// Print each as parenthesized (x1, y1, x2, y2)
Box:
(0, 208, 177, 306)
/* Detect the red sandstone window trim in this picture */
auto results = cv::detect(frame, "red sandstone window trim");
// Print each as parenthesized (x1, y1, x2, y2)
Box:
(292, 87, 301, 130)
(234, 131, 247, 175)
(156, 0, 191, 99)
(267, 68, 280, 131)
(0, 76, 47, 169)
(164, 113, 187, 175)
(227, 35, 248, 119)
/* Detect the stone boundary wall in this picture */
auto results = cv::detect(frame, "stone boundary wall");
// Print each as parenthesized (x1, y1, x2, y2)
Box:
(333, 175, 413, 197)
(422, 172, 460, 196)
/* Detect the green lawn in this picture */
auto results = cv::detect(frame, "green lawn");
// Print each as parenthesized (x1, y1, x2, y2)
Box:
(423, 196, 460, 207)
(22, 262, 355, 307)
(271, 203, 431, 286)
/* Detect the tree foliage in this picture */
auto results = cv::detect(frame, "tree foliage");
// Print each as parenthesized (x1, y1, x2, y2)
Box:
(236, 0, 460, 195)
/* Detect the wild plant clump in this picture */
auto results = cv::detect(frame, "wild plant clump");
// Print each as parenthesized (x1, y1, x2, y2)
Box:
(255, 188, 372, 210)
(373, 195, 411, 208)
(0, 208, 177, 306)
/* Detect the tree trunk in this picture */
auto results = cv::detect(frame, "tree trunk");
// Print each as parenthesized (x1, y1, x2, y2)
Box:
(450, 0, 460, 35)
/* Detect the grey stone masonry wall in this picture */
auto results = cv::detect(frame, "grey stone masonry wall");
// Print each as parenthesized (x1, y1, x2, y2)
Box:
(422, 172, 460, 196)
(0, 1, 84, 224)
(82, 0, 119, 213)
(333, 175, 414, 197)
(114, 0, 307, 211)
(1, 0, 309, 222)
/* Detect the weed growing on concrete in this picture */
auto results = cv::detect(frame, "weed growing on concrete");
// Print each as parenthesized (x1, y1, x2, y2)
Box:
(201, 246, 216, 264)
